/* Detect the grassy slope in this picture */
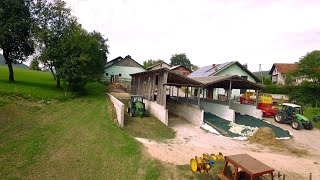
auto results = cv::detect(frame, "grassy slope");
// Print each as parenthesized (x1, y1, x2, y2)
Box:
(0, 66, 71, 100)
(0, 66, 153, 179)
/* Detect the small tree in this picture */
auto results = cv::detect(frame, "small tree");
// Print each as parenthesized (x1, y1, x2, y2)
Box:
(30, 59, 41, 71)
(170, 53, 191, 69)
(59, 22, 108, 92)
(0, 0, 34, 81)
(32, 0, 73, 88)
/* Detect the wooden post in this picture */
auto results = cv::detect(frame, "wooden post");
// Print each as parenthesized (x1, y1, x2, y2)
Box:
(197, 88, 200, 107)
(228, 80, 232, 107)
(177, 86, 179, 101)
(256, 90, 259, 108)
(163, 71, 168, 108)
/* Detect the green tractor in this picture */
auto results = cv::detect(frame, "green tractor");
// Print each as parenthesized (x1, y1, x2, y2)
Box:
(274, 103, 314, 130)
(127, 95, 148, 117)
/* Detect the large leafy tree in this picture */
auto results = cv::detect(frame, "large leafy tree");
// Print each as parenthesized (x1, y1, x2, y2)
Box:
(59, 22, 108, 92)
(143, 59, 164, 68)
(170, 53, 191, 69)
(32, 0, 73, 88)
(0, 0, 34, 81)
(296, 50, 320, 83)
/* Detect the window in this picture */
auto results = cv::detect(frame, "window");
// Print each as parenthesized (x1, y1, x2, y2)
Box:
(241, 76, 248, 80)
(119, 74, 122, 77)
(106, 73, 108, 76)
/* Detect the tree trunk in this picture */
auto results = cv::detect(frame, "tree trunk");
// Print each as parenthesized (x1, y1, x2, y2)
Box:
(56, 76, 61, 88)
(49, 66, 56, 80)
(3, 50, 14, 82)
(8, 62, 14, 82)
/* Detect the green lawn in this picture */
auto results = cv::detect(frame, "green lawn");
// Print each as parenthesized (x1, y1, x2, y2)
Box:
(0, 66, 72, 100)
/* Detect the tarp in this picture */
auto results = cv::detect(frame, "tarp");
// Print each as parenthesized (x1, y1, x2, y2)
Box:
(204, 112, 291, 138)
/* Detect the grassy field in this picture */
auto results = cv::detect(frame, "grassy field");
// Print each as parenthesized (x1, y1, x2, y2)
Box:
(0, 66, 167, 179)
(0, 66, 73, 100)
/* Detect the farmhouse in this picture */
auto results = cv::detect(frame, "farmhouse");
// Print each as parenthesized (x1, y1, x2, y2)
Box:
(170, 64, 191, 76)
(189, 61, 260, 99)
(102, 55, 146, 90)
(269, 63, 298, 85)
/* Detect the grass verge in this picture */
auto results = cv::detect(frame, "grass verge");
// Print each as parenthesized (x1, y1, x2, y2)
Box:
(120, 99, 176, 141)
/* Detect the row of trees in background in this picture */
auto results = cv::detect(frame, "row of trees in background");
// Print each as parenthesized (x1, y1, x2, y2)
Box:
(263, 50, 320, 107)
(0, 0, 109, 92)
(143, 53, 199, 71)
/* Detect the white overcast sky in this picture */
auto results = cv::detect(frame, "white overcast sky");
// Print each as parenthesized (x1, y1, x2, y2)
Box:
(64, 0, 320, 72)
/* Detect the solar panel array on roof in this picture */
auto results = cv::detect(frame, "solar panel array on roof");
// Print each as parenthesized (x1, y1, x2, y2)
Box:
(188, 61, 234, 78)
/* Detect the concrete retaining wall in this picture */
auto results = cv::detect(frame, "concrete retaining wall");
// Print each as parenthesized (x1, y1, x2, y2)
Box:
(144, 100, 168, 126)
(200, 101, 235, 121)
(230, 101, 263, 119)
(167, 102, 204, 126)
(107, 93, 124, 127)
(172, 97, 235, 122)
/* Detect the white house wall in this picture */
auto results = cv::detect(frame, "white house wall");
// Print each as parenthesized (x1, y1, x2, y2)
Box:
(102, 66, 146, 82)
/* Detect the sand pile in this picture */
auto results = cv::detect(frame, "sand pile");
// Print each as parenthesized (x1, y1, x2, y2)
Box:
(249, 127, 282, 146)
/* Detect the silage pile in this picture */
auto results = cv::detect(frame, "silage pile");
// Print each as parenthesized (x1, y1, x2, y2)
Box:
(228, 122, 258, 137)
(249, 127, 282, 146)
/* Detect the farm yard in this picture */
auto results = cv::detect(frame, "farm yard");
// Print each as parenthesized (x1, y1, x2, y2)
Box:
(1, 1, 320, 179)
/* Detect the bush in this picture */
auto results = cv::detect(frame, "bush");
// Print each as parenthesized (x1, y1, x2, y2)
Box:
(262, 83, 320, 107)
(262, 85, 289, 94)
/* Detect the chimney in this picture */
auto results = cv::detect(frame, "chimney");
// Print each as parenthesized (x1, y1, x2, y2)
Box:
(212, 64, 217, 70)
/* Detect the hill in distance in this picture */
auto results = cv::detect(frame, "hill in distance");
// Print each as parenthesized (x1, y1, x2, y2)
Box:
(0, 53, 29, 69)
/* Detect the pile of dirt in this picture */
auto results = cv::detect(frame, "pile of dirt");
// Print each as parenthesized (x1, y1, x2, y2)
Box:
(249, 127, 282, 147)
(107, 83, 127, 92)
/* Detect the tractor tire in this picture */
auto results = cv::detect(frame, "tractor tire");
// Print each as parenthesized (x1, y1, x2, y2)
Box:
(130, 110, 135, 117)
(274, 112, 285, 123)
(291, 120, 303, 130)
(303, 121, 314, 130)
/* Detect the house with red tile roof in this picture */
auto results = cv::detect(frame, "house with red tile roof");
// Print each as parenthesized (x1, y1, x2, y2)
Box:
(269, 63, 298, 85)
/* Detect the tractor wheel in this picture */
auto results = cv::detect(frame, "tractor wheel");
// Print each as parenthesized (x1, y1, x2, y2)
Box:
(130, 110, 135, 117)
(291, 120, 303, 130)
(274, 112, 285, 123)
(303, 121, 314, 130)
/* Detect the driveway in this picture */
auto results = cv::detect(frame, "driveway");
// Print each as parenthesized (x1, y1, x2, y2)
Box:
(136, 114, 320, 179)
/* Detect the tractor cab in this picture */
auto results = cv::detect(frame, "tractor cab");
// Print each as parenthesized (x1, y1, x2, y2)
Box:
(131, 95, 143, 103)
(282, 104, 303, 116)
(127, 95, 147, 117)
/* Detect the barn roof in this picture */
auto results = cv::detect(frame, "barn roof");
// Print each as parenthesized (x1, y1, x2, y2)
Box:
(192, 75, 263, 90)
(189, 61, 260, 82)
(131, 68, 203, 87)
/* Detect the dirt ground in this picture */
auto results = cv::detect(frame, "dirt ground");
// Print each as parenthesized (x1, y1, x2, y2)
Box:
(136, 114, 320, 179)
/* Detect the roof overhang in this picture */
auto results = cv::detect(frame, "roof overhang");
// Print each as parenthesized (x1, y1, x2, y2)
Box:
(192, 75, 263, 90)
(130, 68, 203, 87)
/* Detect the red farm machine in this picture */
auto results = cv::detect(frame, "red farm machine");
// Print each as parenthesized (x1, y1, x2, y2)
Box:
(240, 92, 278, 117)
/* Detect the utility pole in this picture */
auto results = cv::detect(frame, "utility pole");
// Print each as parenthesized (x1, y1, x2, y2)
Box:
(259, 64, 264, 84)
